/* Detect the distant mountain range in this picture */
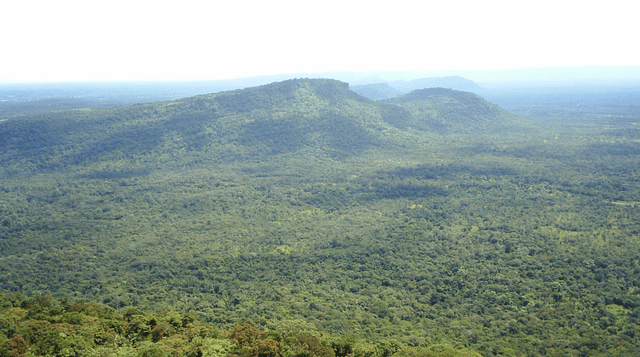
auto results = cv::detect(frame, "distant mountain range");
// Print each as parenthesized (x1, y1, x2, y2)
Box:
(3, 66, 639, 118)
(0, 78, 519, 175)
(351, 76, 487, 100)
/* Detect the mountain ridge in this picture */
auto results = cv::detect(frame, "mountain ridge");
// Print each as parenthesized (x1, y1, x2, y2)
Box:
(388, 75, 486, 94)
(0, 78, 519, 176)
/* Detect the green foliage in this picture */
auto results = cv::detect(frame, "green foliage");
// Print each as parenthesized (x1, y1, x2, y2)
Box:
(0, 295, 228, 357)
(137, 342, 171, 357)
(283, 333, 334, 357)
(0, 298, 478, 357)
(193, 337, 235, 357)
(392, 345, 482, 357)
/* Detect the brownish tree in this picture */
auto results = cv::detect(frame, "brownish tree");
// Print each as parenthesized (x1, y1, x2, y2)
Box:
(225, 323, 282, 357)
(5, 336, 28, 357)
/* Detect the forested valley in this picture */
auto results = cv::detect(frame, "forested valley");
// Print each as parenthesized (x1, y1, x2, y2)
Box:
(1, 79, 640, 356)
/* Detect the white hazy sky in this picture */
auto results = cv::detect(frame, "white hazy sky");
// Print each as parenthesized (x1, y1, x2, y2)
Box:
(1, 0, 637, 82)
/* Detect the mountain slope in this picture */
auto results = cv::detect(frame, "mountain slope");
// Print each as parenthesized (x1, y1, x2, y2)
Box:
(0, 79, 383, 173)
(211, 79, 386, 157)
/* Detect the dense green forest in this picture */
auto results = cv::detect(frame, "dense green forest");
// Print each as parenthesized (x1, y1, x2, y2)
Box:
(1, 79, 640, 356)
(0, 294, 477, 357)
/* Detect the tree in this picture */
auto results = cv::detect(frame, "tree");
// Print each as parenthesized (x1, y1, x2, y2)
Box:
(4, 336, 28, 357)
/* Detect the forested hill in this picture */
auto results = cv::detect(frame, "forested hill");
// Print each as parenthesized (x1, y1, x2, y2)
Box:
(379, 88, 515, 133)
(0, 78, 518, 176)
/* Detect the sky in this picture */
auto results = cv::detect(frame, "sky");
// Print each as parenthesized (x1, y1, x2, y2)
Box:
(1, 0, 638, 82)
